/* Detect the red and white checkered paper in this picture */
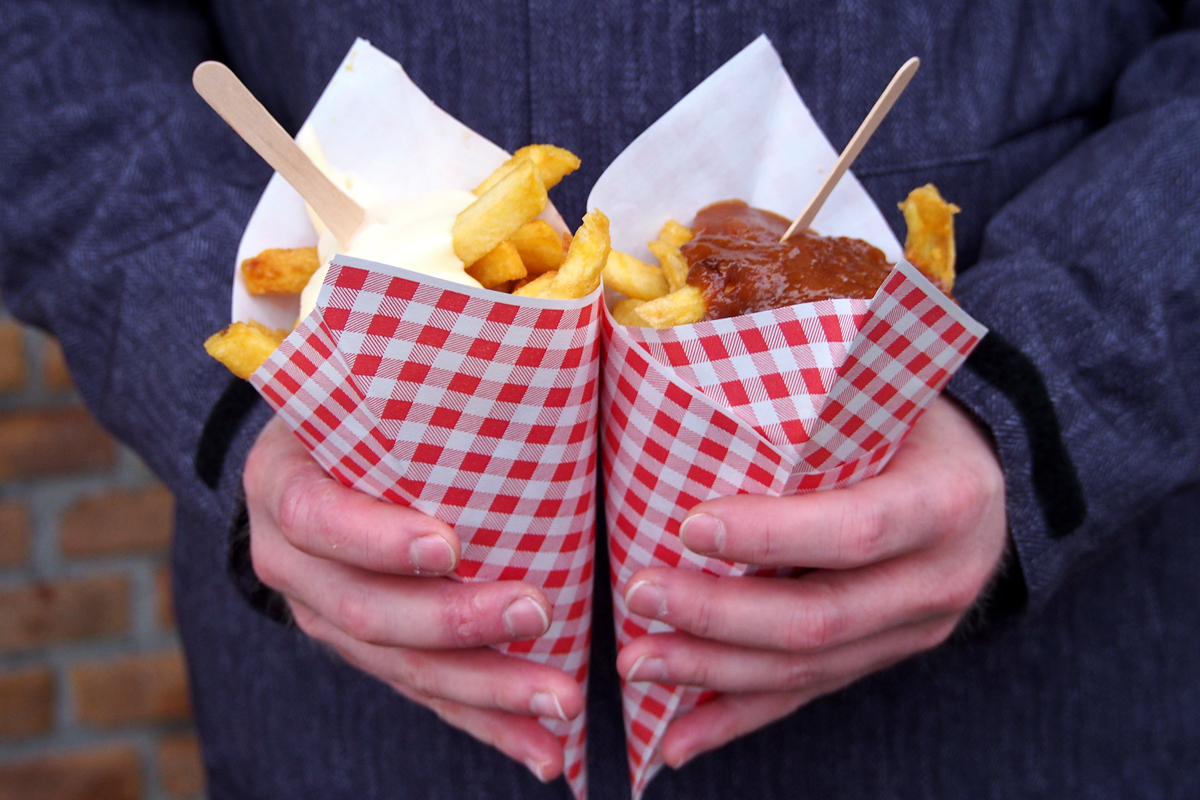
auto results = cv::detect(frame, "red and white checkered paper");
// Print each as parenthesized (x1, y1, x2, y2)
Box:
(600, 259, 987, 798)
(249, 255, 600, 800)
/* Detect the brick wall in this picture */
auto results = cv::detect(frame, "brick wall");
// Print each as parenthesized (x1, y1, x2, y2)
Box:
(0, 311, 205, 800)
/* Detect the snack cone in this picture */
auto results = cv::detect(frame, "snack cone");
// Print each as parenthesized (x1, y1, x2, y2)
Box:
(588, 37, 987, 798)
(232, 41, 596, 799)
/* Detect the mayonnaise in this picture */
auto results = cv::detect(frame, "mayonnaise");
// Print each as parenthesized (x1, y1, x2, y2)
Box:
(294, 130, 481, 321)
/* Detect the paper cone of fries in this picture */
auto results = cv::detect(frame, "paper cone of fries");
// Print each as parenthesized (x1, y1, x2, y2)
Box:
(234, 40, 595, 800)
(588, 36, 988, 799)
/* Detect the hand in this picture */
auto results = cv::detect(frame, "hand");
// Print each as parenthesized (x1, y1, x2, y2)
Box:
(243, 416, 582, 783)
(615, 395, 1009, 768)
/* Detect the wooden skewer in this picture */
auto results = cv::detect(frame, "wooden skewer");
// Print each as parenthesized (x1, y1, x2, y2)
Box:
(193, 61, 366, 243)
(780, 57, 920, 243)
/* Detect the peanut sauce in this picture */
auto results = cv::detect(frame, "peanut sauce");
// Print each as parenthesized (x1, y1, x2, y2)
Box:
(681, 200, 893, 321)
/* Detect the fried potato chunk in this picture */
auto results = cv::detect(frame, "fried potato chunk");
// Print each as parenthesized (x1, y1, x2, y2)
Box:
(637, 286, 706, 328)
(611, 298, 649, 327)
(551, 210, 610, 298)
(509, 220, 565, 275)
(454, 158, 549, 267)
(648, 240, 690, 293)
(512, 271, 559, 299)
(657, 220, 694, 249)
(240, 247, 321, 295)
(204, 320, 288, 380)
(473, 144, 582, 196)
(466, 241, 527, 289)
(603, 250, 669, 300)
(898, 184, 959, 293)
(513, 210, 610, 300)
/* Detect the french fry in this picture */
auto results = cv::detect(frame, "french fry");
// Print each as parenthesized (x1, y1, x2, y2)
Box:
(648, 239, 690, 292)
(509, 220, 564, 274)
(204, 320, 288, 380)
(454, 157, 548, 266)
(898, 184, 959, 292)
(551, 210, 610, 298)
(611, 298, 649, 327)
(637, 286, 706, 329)
(466, 241, 527, 288)
(241, 247, 321, 295)
(473, 144, 581, 196)
(657, 220, 694, 249)
(603, 251, 669, 300)
(512, 270, 559, 298)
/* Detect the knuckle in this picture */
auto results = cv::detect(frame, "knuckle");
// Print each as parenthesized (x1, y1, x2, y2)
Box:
(840, 501, 887, 564)
(783, 591, 840, 651)
(781, 657, 822, 691)
(277, 475, 339, 550)
(335, 585, 380, 642)
(395, 652, 440, 700)
(440, 589, 488, 648)
(249, 534, 285, 592)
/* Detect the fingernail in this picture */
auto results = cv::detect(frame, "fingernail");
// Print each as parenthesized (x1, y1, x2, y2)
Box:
(680, 513, 724, 555)
(524, 757, 552, 783)
(530, 691, 568, 721)
(625, 580, 667, 619)
(410, 534, 455, 575)
(627, 654, 666, 683)
(503, 597, 550, 639)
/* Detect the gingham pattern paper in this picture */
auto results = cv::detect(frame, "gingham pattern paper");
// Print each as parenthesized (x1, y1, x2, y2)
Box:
(601, 260, 987, 799)
(251, 256, 600, 800)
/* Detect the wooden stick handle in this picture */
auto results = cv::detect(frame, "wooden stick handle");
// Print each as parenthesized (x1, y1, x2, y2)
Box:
(193, 61, 365, 243)
(781, 57, 920, 243)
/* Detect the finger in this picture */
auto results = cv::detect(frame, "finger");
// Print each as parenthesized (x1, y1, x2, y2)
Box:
(680, 398, 1003, 569)
(659, 691, 808, 769)
(623, 554, 983, 652)
(617, 616, 957, 693)
(426, 697, 566, 784)
(246, 417, 461, 576)
(255, 528, 551, 648)
(290, 600, 584, 721)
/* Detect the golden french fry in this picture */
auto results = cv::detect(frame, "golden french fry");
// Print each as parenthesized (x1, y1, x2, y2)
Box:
(240, 247, 321, 295)
(550, 210, 610, 299)
(454, 158, 548, 266)
(203, 320, 288, 380)
(561, 230, 573, 257)
(657, 220, 694, 249)
(648, 239, 690, 292)
(611, 298, 649, 327)
(898, 184, 959, 293)
(509, 220, 564, 275)
(512, 270, 559, 298)
(473, 144, 582, 196)
(603, 250, 669, 300)
(466, 240, 527, 288)
(637, 285, 706, 328)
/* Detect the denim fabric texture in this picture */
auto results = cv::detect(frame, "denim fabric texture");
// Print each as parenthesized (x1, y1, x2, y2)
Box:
(2, 1, 1199, 797)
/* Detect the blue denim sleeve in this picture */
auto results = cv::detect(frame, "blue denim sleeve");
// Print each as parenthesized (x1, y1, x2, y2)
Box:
(946, 3, 1200, 613)
(0, 0, 273, 506)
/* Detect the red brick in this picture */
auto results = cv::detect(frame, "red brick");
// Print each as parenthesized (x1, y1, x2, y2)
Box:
(0, 668, 54, 739)
(42, 338, 73, 392)
(0, 408, 116, 481)
(156, 564, 174, 630)
(60, 485, 174, 558)
(72, 650, 190, 728)
(0, 745, 141, 800)
(0, 575, 128, 652)
(0, 501, 30, 566)
(0, 322, 26, 393)
(158, 732, 204, 798)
